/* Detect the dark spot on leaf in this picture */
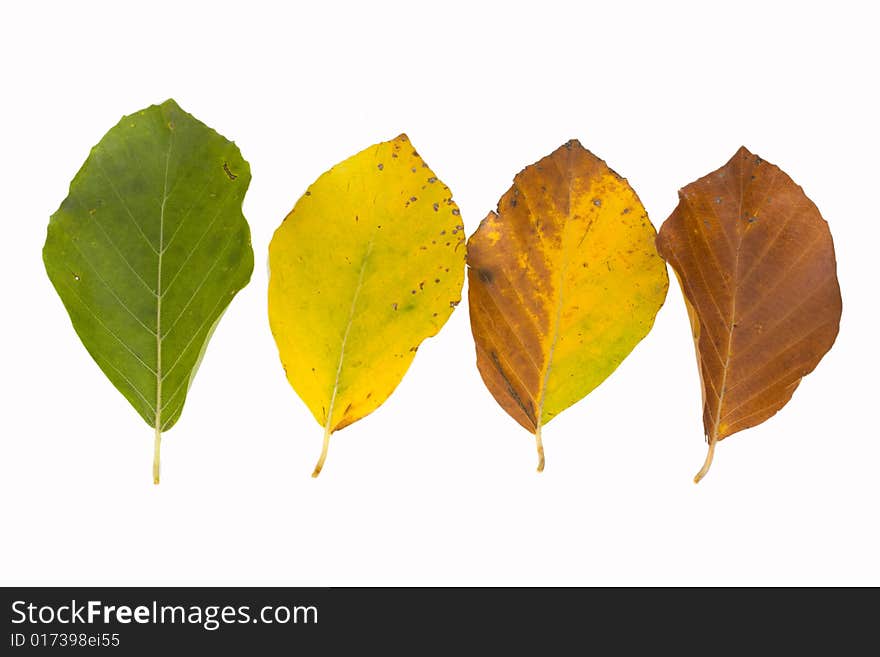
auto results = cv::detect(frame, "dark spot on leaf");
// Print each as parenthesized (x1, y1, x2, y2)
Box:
(593, 198, 601, 206)
(433, 203, 439, 212)
(377, 163, 384, 170)
(427, 177, 437, 183)
(478, 268, 494, 283)
(392, 303, 398, 310)
(452, 209, 460, 216)
(223, 162, 237, 180)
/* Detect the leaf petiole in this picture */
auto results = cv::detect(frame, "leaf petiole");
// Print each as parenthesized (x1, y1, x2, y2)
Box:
(693, 437, 716, 484)
(535, 424, 545, 473)
(153, 425, 162, 485)
(312, 421, 332, 478)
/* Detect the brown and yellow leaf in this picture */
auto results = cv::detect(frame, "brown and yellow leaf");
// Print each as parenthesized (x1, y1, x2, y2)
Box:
(467, 140, 668, 471)
(657, 147, 842, 483)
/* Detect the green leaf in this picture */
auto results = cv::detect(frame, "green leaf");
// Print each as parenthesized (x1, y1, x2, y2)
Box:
(43, 99, 254, 483)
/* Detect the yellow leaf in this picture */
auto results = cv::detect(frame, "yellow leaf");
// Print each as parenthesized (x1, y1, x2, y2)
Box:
(467, 140, 668, 471)
(268, 134, 465, 476)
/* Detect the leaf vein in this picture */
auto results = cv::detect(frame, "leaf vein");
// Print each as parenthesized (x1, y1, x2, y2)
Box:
(58, 278, 157, 376)
(93, 158, 160, 255)
(68, 237, 157, 336)
(161, 234, 236, 342)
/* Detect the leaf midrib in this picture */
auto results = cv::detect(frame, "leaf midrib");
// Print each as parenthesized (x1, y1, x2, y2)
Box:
(323, 229, 378, 432)
(536, 152, 578, 427)
(707, 158, 782, 440)
(711, 193, 742, 442)
(155, 127, 174, 432)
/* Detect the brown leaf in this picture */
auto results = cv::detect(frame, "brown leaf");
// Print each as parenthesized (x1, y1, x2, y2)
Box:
(657, 147, 842, 483)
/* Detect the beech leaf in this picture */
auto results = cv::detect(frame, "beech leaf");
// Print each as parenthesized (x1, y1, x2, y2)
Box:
(467, 140, 669, 471)
(268, 134, 465, 477)
(656, 147, 842, 483)
(43, 99, 254, 483)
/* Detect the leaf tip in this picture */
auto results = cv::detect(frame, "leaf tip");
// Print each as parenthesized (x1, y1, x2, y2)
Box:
(153, 98, 183, 119)
(734, 144, 754, 159)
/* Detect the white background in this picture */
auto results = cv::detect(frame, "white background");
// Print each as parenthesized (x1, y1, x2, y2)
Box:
(2, 1, 877, 586)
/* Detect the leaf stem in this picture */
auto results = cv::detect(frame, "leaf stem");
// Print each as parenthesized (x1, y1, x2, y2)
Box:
(153, 425, 161, 485)
(312, 420, 332, 478)
(535, 423, 545, 473)
(694, 437, 716, 484)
